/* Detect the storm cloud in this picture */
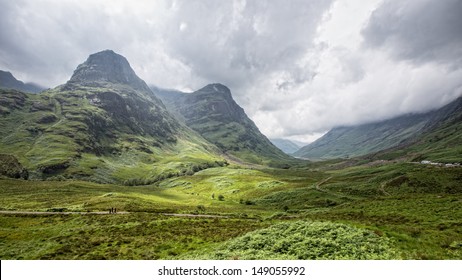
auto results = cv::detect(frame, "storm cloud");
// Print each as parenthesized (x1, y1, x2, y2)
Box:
(1, 0, 461, 143)
(362, 0, 462, 67)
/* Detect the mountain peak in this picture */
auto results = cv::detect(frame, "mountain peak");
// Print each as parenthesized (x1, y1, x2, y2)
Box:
(67, 50, 150, 92)
(195, 83, 233, 100)
(206, 83, 230, 93)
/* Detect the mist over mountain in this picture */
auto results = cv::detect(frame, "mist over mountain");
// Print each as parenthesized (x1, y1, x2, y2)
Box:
(0, 70, 45, 93)
(269, 138, 301, 154)
(294, 95, 462, 161)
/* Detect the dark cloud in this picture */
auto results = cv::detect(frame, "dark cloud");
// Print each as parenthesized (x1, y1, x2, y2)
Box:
(161, 0, 334, 93)
(362, 0, 462, 67)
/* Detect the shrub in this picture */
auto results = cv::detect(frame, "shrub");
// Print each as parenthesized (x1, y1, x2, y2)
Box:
(218, 194, 225, 201)
(186, 221, 398, 260)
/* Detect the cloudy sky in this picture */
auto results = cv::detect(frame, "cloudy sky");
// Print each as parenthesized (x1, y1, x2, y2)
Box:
(1, 0, 461, 143)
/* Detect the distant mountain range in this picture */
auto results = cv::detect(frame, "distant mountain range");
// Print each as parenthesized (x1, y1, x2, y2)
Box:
(269, 138, 302, 154)
(0, 70, 45, 93)
(294, 96, 462, 162)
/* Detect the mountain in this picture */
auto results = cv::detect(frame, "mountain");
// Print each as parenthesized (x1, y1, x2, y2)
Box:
(294, 96, 462, 161)
(373, 96, 462, 163)
(0, 70, 45, 93)
(65, 50, 153, 94)
(0, 50, 224, 183)
(154, 84, 296, 166)
(150, 85, 188, 122)
(269, 138, 301, 154)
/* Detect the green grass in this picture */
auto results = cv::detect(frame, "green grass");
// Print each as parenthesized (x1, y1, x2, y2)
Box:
(183, 220, 398, 260)
(0, 160, 461, 259)
(297, 163, 462, 259)
(0, 177, 265, 215)
(0, 88, 226, 183)
(0, 214, 270, 260)
(304, 195, 462, 259)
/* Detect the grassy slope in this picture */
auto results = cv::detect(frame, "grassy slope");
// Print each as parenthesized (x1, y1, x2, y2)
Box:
(295, 96, 462, 161)
(294, 114, 430, 159)
(0, 88, 225, 184)
(371, 115, 462, 163)
(155, 84, 297, 167)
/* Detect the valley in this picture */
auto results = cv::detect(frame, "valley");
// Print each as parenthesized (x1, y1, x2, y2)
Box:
(1, 50, 461, 260)
(1, 160, 461, 260)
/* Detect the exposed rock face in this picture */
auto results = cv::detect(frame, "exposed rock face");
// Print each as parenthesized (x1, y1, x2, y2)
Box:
(66, 50, 152, 93)
(180, 84, 247, 124)
(155, 83, 293, 164)
(62, 50, 179, 144)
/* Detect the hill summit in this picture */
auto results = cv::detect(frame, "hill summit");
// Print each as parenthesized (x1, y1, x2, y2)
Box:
(66, 50, 151, 93)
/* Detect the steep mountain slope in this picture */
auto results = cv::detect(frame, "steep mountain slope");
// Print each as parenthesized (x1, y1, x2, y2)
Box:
(372, 97, 462, 162)
(154, 84, 295, 166)
(0, 70, 45, 93)
(294, 96, 462, 160)
(269, 138, 301, 154)
(0, 50, 224, 183)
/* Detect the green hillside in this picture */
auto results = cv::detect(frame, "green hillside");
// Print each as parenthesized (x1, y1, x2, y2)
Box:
(0, 51, 225, 184)
(295, 96, 462, 161)
(155, 84, 296, 166)
(371, 97, 462, 163)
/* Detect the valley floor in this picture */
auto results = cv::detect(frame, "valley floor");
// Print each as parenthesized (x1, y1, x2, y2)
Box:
(1, 161, 461, 259)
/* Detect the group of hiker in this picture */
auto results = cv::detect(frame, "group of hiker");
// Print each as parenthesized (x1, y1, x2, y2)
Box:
(109, 207, 117, 214)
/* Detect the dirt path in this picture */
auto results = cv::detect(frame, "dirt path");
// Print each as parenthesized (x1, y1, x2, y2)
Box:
(312, 176, 351, 199)
(379, 181, 391, 196)
(0, 210, 230, 218)
(314, 176, 333, 193)
(0, 210, 129, 215)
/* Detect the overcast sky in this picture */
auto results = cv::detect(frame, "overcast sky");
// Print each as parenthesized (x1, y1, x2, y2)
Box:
(1, 0, 461, 143)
